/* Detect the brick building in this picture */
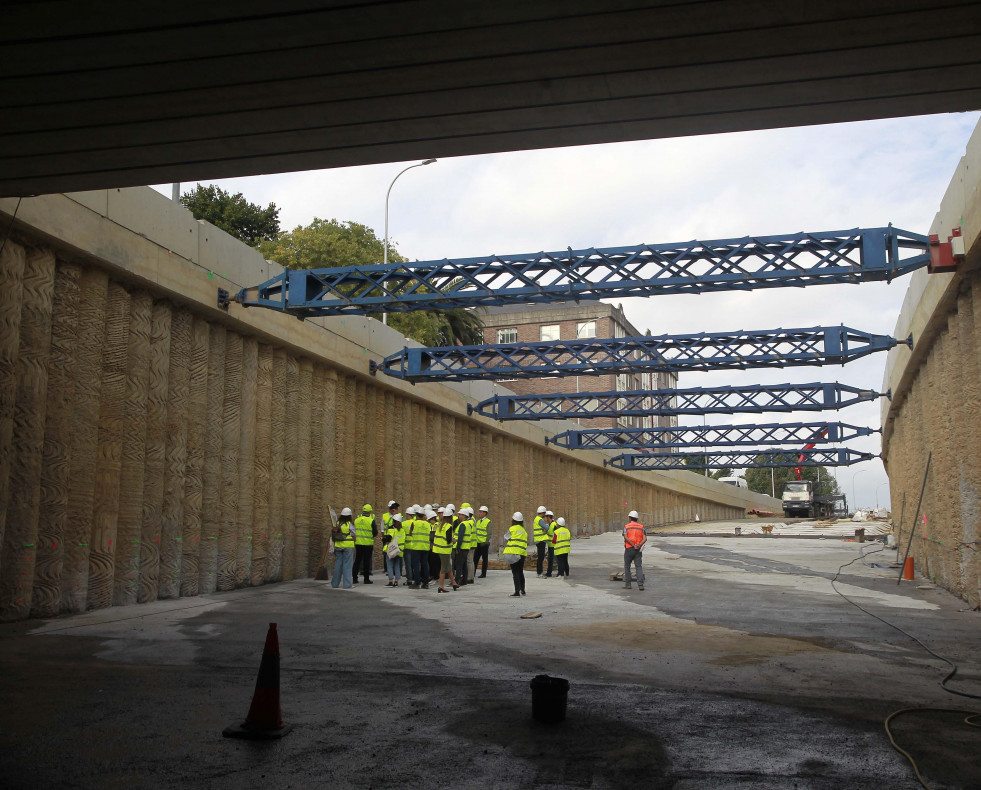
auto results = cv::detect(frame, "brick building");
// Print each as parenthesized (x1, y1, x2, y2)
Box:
(480, 302, 678, 430)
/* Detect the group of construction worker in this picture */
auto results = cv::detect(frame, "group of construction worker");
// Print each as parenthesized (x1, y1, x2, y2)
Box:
(329, 502, 573, 596)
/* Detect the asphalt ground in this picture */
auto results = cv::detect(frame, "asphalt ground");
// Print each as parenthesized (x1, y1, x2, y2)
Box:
(1, 523, 979, 789)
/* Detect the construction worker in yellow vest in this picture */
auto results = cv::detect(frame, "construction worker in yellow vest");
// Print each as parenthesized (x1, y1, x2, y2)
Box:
(502, 512, 528, 597)
(404, 505, 422, 589)
(432, 507, 460, 592)
(409, 505, 432, 589)
(532, 506, 549, 577)
(382, 499, 399, 579)
(383, 513, 405, 587)
(352, 504, 378, 584)
(454, 504, 476, 585)
(543, 509, 557, 577)
(473, 506, 492, 579)
(331, 507, 356, 588)
(552, 517, 572, 577)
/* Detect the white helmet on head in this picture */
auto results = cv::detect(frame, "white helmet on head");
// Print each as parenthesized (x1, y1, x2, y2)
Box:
(445, 504, 456, 513)
(437, 507, 446, 516)
(545, 510, 554, 517)
(340, 507, 353, 517)
(393, 513, 403, 523)
(556, 517, 566, 527)
(537, 506, 547, 514)
(479, 505, 488, 512)
(464, 507, 474, 516)
(388, 500, 398, 508)
(512, 511, 524, 521)
(425, 509, 437, 520)
(628, 510, 639, 519)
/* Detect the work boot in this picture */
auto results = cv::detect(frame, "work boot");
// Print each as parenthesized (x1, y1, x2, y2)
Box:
(422, 583, 430, 589)
(510, 592, 520, 597)
(623, 583, 632, 589)
(638, 584, 645, 591)
(364, 579, 373, 584)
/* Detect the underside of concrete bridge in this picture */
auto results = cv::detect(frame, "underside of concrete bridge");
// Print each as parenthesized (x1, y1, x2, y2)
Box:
(3, 0, 981, 196)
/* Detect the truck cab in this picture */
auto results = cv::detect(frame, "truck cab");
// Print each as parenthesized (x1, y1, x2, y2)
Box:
(782, 480, 814, 517)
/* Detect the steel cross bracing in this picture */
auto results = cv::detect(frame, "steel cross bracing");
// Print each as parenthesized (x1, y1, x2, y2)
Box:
(468, 382, 884, 421)
(606, 448, 875, 471)
(235, 227, 929, 315)
(547, 421, 876, 450)
(373, 325, 910, 382)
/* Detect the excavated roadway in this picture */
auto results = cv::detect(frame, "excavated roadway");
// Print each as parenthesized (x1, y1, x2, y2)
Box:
(1, 526, 979, 789)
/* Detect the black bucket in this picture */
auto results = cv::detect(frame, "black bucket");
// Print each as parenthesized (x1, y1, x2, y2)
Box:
(530, 674, 569, 723)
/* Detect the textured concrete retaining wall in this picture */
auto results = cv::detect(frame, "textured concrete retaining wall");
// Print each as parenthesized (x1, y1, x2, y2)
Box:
(0, 189, 778, 620)
(882, 123, 981, 607)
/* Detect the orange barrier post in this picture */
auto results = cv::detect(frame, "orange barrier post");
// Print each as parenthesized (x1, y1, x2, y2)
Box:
(902, 557, 915, 581)
(223, 623, 293, 739)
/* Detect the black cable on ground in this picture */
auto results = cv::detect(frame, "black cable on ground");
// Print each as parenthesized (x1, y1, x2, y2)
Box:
(830, 545, 981, 790)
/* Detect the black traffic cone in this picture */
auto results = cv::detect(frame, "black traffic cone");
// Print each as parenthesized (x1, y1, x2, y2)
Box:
(223, 623, 293, 739)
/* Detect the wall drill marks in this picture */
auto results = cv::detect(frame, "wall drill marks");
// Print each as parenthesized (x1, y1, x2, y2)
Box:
(0, 238, 748, 620)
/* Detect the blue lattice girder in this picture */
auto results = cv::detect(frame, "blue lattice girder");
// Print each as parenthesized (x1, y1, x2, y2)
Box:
(468, 382, 884, 420)
(548, 421, 874, 450)
(606, 448, 875, 470)
(235, 226, 929, 316)
(373, 325, 910, 382)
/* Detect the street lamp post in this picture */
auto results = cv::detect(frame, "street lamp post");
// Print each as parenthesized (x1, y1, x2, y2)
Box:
(851, 469, 868, 514)
(382, 158, 436, 325)
(876, 481, 889, 510)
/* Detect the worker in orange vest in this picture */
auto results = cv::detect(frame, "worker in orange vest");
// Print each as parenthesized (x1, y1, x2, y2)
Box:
(622, 510, 647, 591)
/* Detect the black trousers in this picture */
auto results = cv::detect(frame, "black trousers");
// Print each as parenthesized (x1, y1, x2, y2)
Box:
(557, 554, 570, 576)
(453, 549, 470, 584)
(352, 545, 373, 581)
(509, 556, 525, 593)
(473, 543, 490, 577)
(536, 541, 547, 575)
(546, 546, 555, 576)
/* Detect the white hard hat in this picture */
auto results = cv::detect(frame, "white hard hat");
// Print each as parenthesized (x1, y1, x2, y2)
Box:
(340, 507, 353, 517)
(628, 510, 639, 519)
(537, 506, 547, 514)
(512, 511, 524, 521)
(437, 507, 446, 515)
(479, 505, 488, 512)
(425, 509, 437, 520)
(393, 514, 403, 523)
(445, 504, 456, 513)
(388, 500, 398, 508)
(556, 517, 566, 527)
(545, 510, 554, 516)
(463, 507, 474, 516)
(412, 504, 422, 513)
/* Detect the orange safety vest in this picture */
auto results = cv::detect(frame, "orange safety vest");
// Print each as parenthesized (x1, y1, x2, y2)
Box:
(623, 521, 645, 549)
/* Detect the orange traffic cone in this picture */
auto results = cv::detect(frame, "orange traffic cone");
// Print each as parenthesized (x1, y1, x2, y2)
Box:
(902, 556, 915, 581)
(223, 623, 293, 739)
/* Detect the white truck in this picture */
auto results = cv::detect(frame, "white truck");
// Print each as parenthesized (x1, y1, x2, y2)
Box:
(781, 480, 845, 519)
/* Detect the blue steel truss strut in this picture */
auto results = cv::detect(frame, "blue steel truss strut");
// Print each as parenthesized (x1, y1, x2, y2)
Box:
(606, 448, 875, 471)
(372, 325, 911, 382)
(468, 382, 885, 421)
(547, 421, 876, 450)
(234, 226, 930, 316)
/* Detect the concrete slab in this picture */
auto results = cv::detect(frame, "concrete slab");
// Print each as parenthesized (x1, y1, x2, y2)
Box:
(2, 531, 978, 789)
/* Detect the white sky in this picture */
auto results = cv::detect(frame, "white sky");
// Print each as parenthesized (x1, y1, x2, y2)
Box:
(153, 111, 980, 510)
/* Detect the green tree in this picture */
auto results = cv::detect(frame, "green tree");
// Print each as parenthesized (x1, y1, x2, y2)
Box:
(259, 218, 484, 346)
(181, 184, 280, 247)
(743, 460, 842, 498)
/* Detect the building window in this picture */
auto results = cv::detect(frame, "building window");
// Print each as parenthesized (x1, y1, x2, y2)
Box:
(540, 324, 560, 341)
(497, 327, 517, 344)
(613, 321, 627, 338)
(576, 320, 596, 339)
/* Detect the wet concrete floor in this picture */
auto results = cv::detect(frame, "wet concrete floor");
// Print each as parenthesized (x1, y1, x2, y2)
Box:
(1, 525, 979, 788)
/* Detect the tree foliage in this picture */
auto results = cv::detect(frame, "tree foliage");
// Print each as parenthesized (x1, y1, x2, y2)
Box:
(259, 218, 484, 346)
(743, 461, 842, 498)
(181, 184, 280, 247)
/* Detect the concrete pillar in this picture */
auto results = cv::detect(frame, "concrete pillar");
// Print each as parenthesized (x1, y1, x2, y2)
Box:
(236, 338, 258, 586)
(31, 260, 81, 618)
(0, 241, 26, 581)
(159, 308, 191, 599)
(294, 358, 312, 578)
(266, 350, 287, 582)
(281, 354, 298, 581)
(88, 282, 130, 611)
(217, 331, 242, 592)
(0, 249, 55, 620)
(250, 344, 273, 587)
(198, 322, 224, 594)
(180, 317, 210, 597)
